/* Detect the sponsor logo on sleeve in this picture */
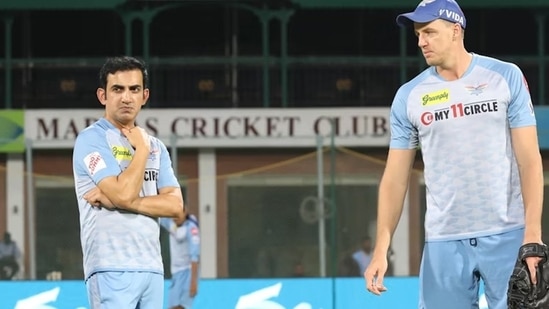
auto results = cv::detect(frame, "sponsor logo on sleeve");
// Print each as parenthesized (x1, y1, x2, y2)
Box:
(191, 226, 200, 244)
(84, 152, 106, 176)
(523, 75, 530, 91)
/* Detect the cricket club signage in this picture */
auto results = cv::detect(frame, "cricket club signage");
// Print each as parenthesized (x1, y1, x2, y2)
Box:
(24, 108, 391, 148)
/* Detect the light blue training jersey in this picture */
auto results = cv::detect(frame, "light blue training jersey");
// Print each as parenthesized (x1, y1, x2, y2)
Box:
(160, 215, 200, 275)
(390, 54, 536, 241)
(72, 117, 180, 280)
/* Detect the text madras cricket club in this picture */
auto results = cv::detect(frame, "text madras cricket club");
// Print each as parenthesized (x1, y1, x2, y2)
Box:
(420, 100, 498, 126)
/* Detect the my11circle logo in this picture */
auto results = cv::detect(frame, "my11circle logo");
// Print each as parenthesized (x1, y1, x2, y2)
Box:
(421, 101, 498, 126)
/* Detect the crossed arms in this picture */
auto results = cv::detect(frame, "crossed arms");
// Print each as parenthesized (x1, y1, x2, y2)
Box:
(83, 130, 184, 220)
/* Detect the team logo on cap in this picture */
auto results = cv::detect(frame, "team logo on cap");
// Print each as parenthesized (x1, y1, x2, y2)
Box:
(418, 0, 436, 7)
(439, 9, 464, 25)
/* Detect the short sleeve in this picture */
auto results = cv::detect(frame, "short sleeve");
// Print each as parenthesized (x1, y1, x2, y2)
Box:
(389, 87, 419, 149)
(73, 129, 121, 185)
(506, 64, 536, 128)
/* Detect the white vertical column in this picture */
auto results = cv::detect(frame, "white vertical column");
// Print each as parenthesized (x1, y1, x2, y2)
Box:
(6, 153, 25, 278)
(392, 191, 410, 276)
(198, 148, 217, 278)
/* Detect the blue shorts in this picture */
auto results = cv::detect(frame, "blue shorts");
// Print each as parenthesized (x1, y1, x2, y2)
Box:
(86, 271, 164, 309)
(168, 269, 195, 309)
(419, 228, 523, 309)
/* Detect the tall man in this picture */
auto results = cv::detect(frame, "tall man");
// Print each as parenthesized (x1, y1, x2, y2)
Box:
(364, 1, 544, 308)
(73, 56, 185, 309)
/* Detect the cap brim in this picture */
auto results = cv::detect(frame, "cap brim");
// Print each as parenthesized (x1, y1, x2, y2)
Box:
(396, 12, 437, 27)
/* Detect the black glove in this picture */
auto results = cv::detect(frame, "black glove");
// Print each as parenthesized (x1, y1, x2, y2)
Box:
(508, 243, 549, 309)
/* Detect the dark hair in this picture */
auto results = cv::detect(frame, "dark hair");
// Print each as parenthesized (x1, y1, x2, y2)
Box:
(98, 56, 149, 89)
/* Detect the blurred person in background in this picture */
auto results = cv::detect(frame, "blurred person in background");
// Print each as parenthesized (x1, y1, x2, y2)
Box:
(72, 56, 185, 309)
(352, 236, 373, 275)
(160, 213, 200, 309)
(338, 252, 360, 277)
(255, 247, 275, 277)
(0, 232, 22, 280)
(364, 1, 544, 308)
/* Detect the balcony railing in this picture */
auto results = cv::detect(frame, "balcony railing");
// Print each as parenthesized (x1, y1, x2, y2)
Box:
(1, 55, 547, 109)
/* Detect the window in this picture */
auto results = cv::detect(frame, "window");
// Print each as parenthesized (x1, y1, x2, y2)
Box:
(227, 176, 378, 278)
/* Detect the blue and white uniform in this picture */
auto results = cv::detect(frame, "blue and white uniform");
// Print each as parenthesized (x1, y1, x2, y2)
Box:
(160, 215, 200, 309)
(390, 54, 535, 309)
(72, 117, 180, 308)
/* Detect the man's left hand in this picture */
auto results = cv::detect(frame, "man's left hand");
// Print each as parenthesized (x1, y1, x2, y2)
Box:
(84, 187, 116, 210)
